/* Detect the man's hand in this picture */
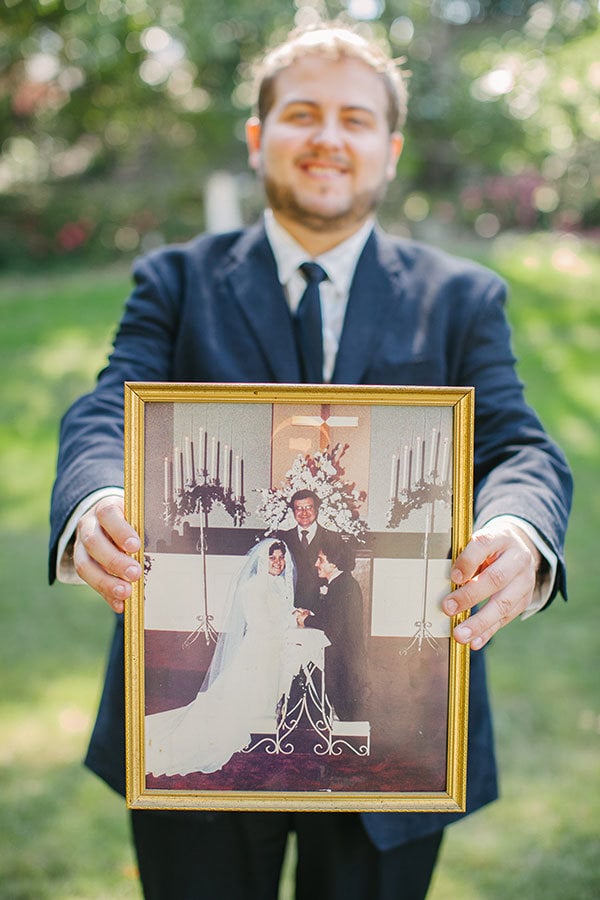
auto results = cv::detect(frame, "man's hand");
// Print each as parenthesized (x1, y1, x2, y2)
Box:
(442, 522, 542, 650)
(74, 496, 142, 613)
(294, 608, 311, 627)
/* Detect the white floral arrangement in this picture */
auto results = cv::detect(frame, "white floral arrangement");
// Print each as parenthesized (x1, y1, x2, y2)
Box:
(257, 443, 368, 539)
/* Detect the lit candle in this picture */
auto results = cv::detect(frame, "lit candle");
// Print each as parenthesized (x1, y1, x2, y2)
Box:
(189, 438, 195, 483)
(173, 447, 181, 492)
(240, 457, 244, 499)
(234, 454, 240, 498)
(401, 444, 409, 490)
(184, 437, 192, 483)
(210, 436, 216, 479)
(164, 456, 170, 503)
(203, 429, 208, 472)
(441, 437, 449, 484)
(416, 435, 424, 482)
(228, 446, 233, 492)
(179, 449, 185, 491)
(223, 444, 229, 488)
(390, 453, 397, 500)
(216, 439, 220, 482)
(428, 428, 438, 479)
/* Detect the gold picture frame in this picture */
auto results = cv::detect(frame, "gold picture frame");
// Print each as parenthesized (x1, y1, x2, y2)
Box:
(125, 382, 473, 812)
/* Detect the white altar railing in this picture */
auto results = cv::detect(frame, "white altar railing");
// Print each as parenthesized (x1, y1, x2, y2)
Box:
(242, 628, 370, 758)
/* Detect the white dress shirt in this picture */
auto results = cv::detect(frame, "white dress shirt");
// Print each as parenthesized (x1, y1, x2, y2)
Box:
(264, 209, 373, 383)
(294, 521, 319, 545)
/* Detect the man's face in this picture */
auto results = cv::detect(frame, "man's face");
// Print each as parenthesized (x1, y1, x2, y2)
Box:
(315, 550, 336, 580)
(292, 497, 317, 529)
(268, 548, 286, 576)
(246, 55, 403, 241)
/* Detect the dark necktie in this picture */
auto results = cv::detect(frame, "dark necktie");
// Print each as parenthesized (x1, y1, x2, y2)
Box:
(300, 529, 309, 548)
(294, 262, 327, 383)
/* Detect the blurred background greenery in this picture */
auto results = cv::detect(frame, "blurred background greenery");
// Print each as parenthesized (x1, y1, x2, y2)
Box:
(1, 0, 599, 267)
(1, 1, 599, 897)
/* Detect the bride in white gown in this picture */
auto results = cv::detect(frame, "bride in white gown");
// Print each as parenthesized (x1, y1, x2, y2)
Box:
(145, 539, 296, 776)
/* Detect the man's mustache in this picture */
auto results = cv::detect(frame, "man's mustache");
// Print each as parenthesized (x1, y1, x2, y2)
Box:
(295, 152, 352, 170)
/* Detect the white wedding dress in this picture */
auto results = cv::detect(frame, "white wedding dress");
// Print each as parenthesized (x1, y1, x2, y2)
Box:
(145, 541, 296, 776)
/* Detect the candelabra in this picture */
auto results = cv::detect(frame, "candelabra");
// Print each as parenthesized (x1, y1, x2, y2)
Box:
(387, 428, 451, 654)
(163, 427, 247, 645)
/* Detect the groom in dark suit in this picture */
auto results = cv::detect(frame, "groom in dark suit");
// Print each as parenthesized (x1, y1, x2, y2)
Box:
(49, 21, 571, 900)
(297, 531, 368, 722)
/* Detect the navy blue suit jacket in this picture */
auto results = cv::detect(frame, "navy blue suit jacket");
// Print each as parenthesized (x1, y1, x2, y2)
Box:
(49, 222, 572, 850)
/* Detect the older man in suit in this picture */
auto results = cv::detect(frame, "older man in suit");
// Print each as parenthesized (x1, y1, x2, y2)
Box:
(50, 22, 571, 900)
(280, 489, 331, 610)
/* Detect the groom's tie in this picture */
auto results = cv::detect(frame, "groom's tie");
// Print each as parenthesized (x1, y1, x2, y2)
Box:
(294, 262, 328, 383)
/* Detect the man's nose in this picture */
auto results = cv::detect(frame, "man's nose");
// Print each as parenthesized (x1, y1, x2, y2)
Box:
(309, 116, 343, 148)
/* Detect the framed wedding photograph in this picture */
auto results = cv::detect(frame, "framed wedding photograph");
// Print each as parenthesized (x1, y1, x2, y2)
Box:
(124, 382, 474, 812)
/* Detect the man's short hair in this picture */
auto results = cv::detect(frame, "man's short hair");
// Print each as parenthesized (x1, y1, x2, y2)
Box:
(289, 489, 320, 510)
(252, 22, 408, 132)
(317, 531, 356, 573)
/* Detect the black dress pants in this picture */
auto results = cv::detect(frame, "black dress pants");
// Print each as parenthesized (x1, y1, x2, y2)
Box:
(131, 809, 443, 900)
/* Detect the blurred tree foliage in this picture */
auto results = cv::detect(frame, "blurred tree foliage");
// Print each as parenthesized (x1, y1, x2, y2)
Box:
(1, 0, 598, 265)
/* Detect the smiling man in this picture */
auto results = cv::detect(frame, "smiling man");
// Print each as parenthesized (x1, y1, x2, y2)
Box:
(50, 21, 571, 900)
(280, 490, 332, 609)
(246, 51, 403, 252)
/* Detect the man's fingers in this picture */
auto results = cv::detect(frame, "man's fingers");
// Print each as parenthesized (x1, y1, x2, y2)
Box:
(446, 527, 537, 612)
(450, 529, 501, 586)
(77, 515, 141, 581)
(94, 496, 140, 553)
(445, 553, 517, 616)
(75, 496, 142, 610)
(443, 523, 541, 650)
(73, 542, 134, 613)
(453, 584, 532, 650)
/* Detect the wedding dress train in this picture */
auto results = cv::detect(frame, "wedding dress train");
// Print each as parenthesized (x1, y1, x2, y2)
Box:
(145, 540, 296, 776)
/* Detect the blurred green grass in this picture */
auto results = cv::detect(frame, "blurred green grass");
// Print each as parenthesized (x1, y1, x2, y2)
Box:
(0, 235, 598, 898)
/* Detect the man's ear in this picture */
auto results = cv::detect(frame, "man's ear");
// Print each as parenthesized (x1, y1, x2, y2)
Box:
(385, 131, 404, 181)
(246, 117, 262, 170)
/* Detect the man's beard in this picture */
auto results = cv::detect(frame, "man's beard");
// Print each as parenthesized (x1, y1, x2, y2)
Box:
(263, 174, 388, 234)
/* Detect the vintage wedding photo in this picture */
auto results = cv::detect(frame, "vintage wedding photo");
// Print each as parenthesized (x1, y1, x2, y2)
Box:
(124, 383, 473, 811)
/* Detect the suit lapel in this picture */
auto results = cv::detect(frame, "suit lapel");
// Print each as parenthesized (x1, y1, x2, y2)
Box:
(332, 229, 405, 385)
(220, 222, 302, 383)
(218, 223, 405, 386)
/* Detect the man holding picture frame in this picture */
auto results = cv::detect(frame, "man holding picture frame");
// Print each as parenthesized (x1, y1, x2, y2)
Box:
(49, 21, 572, 900)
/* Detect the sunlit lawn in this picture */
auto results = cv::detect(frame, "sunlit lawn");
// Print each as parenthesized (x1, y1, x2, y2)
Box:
(429, 233, 600, 899)
(0, 234, 598, 898)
